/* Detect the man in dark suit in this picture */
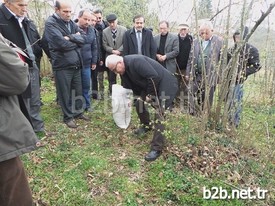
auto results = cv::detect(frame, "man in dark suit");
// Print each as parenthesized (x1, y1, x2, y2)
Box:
(123, 14, 157, 59)
(0, 0, 44, 132)
(106, 54, 178, 162)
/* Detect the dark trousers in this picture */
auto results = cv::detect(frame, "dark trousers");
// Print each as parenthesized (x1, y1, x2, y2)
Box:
(135, 98, 165, 151)
(108, 70, 117, 95)
(0, 157, 33, 206)
(54, 68, 83, 123)
(24, 67, 44, 132)
(190, 78, 216, 113)
(91, 68, 98, 99)
(175, 73, 189, 111)
(197, 86, 216, 109)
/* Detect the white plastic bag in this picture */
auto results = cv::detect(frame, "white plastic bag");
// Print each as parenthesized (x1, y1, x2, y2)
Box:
(112, 84, 133, 129)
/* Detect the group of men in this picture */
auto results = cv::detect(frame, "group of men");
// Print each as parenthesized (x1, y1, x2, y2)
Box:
(0, 0, 261, 204)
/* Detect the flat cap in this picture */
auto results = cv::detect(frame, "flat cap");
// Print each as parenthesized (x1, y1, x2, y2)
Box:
(106, 13, 117, 22)
(178, 23, 189, 30)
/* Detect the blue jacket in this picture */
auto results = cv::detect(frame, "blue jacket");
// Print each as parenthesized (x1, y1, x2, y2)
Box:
(80, 26, 98, 68)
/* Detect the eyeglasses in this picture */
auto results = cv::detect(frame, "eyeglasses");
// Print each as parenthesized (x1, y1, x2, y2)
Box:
(111, 62, 119, 73)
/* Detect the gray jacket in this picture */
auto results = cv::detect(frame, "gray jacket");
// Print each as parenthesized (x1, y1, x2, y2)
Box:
(0, 34, 39, 162)
(102, 25, 127, 56)
(154, 32, 179, 73)
(186, 34, 223, 87)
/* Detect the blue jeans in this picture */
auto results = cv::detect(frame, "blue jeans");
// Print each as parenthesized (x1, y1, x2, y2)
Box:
(229, 84, 243, 127)
(81, 67, 92, 110)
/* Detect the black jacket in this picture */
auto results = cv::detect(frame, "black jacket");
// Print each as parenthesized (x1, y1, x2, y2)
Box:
(123, 28, 157, 60)
(43, 14, 86, 70)
(0, 4, 42, 65)
(0, 3, 42, 100)
(95, 20, 108, 72)
(176, 33, 192, 73)
(122, 55, 178, 108)
(228, 43, 261, 83)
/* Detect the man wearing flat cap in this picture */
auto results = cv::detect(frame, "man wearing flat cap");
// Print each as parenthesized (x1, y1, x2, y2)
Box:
(176, 23, 193, 112)
(102, 13, 127, 94)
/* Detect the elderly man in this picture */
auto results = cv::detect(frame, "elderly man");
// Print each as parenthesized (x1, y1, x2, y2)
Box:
(102, 13, 127, 94)
(176, 23, 193, 112)
(0, 0, 44, 132)
(186, 20, 223, 113)
(105, 54, 178, 161)
(43, 0, 89, 128)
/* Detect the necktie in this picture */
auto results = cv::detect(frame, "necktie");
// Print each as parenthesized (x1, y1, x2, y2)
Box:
(137, 31, 142, 54)
(21, 26, 36, 62)
(112, 30, 116, 45)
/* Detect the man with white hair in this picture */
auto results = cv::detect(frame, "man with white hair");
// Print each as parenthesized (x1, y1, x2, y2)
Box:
(186, 20, 223, 114)
(105, 54, 178, 161)
(0, 0, 44, 132)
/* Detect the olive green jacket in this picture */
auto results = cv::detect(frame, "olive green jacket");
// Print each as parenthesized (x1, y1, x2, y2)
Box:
(0, 34, 39, 162)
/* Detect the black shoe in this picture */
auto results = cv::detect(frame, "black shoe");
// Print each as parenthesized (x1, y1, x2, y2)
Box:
(76, 114, 90, 121)
(134, 127, 151, 136)
(85, 108, 93, 113)
(145, 150, 162, 161)
(65, 120, 77, 128)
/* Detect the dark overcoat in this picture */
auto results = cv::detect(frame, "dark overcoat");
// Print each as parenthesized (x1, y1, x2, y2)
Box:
(123, 28, 157, 60)
(122, 55, 178, 108)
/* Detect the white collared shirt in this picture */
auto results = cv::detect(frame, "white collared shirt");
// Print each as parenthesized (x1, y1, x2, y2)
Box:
(202, 35, 213, 50)
(4, 5, 24, 27)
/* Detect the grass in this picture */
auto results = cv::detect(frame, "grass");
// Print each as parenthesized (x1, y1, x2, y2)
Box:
(22, 73, 274, 206)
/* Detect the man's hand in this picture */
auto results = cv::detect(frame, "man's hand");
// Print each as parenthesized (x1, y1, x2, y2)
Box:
(145, 95, 152, 103)
(156, 54, 166, 62)
(91, 64, 97, 70)
(112, 50, 121, 55)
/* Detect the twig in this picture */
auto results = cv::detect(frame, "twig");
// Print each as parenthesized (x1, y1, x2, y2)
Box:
(264, 121, 270, 140)
(222, 180, 241, 190)
(23, 38, 41, 53)
(209, 2, 239, 21)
